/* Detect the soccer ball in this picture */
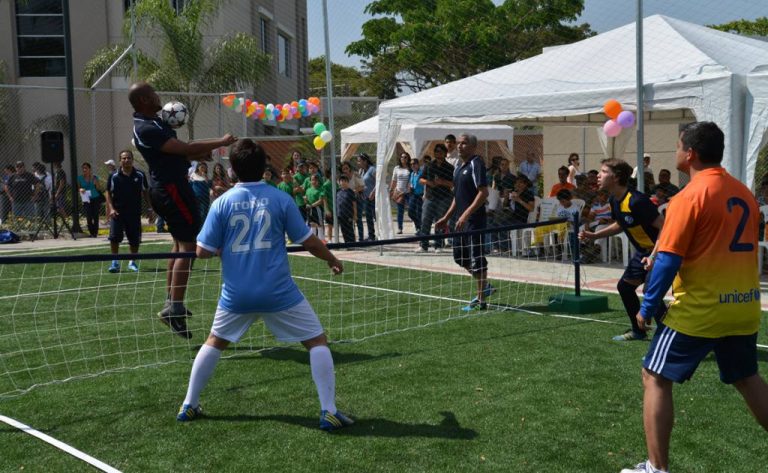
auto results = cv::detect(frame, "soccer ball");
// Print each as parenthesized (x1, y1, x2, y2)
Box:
(161, 101, 188, 128)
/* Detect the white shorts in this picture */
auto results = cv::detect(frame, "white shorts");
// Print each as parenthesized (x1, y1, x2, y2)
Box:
(211, 298, 324, 343)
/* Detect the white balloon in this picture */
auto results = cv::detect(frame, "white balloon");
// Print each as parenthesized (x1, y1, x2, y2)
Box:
(320, 130, 333, 142)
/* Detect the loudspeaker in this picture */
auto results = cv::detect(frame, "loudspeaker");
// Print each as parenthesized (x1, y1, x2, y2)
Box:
(41, 131, 64, 163)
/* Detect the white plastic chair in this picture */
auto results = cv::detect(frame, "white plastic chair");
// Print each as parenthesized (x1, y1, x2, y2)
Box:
(545, 198, 586, 261)
(521, 197, 557, 255)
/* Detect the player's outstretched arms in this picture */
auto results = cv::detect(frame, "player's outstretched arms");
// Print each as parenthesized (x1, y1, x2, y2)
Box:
(579, 221, 622, 241)
(161, 133, 237, 157)
(302, 235, 343, 275)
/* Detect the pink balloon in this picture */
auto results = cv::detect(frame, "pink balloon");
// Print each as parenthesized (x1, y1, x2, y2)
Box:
(617, 110, 635, 128)
(603, 119, 622, 138)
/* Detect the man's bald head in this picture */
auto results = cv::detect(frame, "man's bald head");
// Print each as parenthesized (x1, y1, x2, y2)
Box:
(128, 82, 161, 114)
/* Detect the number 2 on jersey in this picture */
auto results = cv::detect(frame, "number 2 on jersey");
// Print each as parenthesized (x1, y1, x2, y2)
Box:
(727, 197, 753, 252)
(230, 209, 272, 253)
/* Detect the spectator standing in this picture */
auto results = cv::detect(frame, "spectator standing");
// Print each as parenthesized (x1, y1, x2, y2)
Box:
(390, 152, 412, 234)
(105, 150, 151, 273)
(189, 162, 211, 223)
(292, 161, 309, 222)
(489, 158, 517, 252)
(304, 174, 326, 241)
(356, 153, 376, 241)
(436, 134, 492, 311)
(277, 169, 295, 199)
(53, 161, 68, 217)
(1, 165, 13, 223)
(8, 161, 39, 221)
(631, 153, 653, 179)
(444, 134, 460, 168)
(336, 175, 357, 243)
(104, 159, 117, 176)
(32, 162, 52, 220)
(567, 153, 583, 185)
(656, 169, 679, 197)
(210, 162, 231, 200)
(407, 158, 424, 234)
(519, 151, 542, 196)
(77, 162, 104, 237)
(419, 144, 454, 252)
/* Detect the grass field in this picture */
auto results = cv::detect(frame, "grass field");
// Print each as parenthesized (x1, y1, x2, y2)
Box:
(1, 244, 767, 472)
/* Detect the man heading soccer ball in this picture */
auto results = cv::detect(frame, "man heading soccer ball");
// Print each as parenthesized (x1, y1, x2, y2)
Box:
(177, 138, 354, 431)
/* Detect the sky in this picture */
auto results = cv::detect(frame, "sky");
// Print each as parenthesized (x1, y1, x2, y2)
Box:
(307, 0, 766, 68)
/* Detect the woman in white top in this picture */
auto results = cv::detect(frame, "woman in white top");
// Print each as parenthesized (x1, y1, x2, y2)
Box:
(566, 153, 583, 185)
(390, 152, 412, 234)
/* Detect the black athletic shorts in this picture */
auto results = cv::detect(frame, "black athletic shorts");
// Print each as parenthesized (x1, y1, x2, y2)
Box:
(622, 250, 651, 284)
(149, 182, 201, 243)
(453, 227, 488, 273)
(109, 212, 142, 246)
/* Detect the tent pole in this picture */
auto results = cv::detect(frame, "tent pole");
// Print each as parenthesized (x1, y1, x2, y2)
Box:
(636, 0, 645, 192)
(322, 0, 338, 243)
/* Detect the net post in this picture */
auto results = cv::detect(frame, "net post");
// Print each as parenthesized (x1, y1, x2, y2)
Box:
(572, 212, 581, 297)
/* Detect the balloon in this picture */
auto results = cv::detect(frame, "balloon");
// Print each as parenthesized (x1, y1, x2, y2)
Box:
(246, 103, 257, 117)
(313, 136, 325, 150)
(309, 97, 320, 106)
(222, 95, 235, 107)
(291, 101, 299, 108)
(266, 103, 274, 111)
(299, 99, 308, 108)
(276, 114, 285, 122)
(245, 99, 253, 108)
(320, 130, 333, 142)
(301, 108, 310, 117)
(290, 106, 297, 115)
(603, 99, 622, 119)
(293, 112, 301, 119)
(313, 122, 327, 135)
(603, 119, 622, 138)
(281, 107, 290, 117)
(617, 110, 635, 128)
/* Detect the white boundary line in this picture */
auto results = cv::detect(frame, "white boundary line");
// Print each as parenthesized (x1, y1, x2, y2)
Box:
(0, 414, 122, 473)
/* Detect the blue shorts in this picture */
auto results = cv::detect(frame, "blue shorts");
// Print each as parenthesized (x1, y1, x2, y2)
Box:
(621, 250, 650, 284)
(643, 323, 758, 384)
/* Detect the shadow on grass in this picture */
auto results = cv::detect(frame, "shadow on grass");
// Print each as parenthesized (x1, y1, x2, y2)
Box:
(204, 346, 401, 366)
(203, 410, 477, 439)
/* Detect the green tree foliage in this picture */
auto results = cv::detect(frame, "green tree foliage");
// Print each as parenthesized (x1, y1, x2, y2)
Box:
(711, 17, 768, 36)
(308, 56, 368, 96)
(83, 0, 270, 138)
(346, 0, 593, 98)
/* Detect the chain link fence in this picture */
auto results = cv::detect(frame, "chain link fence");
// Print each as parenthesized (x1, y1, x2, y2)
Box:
(0, 0, 766, 259)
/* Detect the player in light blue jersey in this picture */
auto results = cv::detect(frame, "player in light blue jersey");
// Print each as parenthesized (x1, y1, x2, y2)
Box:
(177, 139, 354, 431)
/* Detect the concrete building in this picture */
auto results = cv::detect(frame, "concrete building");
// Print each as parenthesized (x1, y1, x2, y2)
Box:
(0, 0, 309, 175)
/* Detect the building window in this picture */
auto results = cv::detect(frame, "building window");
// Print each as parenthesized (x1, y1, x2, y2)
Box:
(260, 18, 269, 54)
(15, 0, 65, 77)
(278, 33, 290, 78)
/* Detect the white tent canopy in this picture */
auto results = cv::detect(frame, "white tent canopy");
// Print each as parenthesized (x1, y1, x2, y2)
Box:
(746, 66, 768, 187)
(340, 115, 514, 160)
(374, 14, 768, 239)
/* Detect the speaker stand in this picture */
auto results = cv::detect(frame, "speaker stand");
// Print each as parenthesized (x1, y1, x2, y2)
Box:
(31, 163, 76, 241)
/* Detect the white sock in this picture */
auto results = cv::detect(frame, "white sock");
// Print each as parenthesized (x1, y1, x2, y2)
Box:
(309, 345, 336, 413)
(183, 344, 222, 407)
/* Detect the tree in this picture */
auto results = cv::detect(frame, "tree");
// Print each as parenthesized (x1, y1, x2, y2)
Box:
(83, 0, 270, 138)
(711, 17, 768, 36)
(346, 0, 593, 98)
(308, 56, 368, 97)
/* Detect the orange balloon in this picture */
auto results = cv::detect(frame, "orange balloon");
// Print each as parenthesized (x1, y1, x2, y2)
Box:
(603, 99, 622, 119)
(309, 97, 320, 106)
(222, 95, 235, 107)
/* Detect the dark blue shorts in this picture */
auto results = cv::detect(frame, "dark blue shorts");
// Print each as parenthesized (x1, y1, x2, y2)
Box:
(453, 230, 487, 273)
(643, 322, 758, 384)
(622, 250, 650, 283)
(109, 213, 142, 246)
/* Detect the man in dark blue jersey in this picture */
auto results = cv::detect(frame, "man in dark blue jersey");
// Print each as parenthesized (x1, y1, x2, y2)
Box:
(436, 134, 492, 311)
(129, 82, 237, 338)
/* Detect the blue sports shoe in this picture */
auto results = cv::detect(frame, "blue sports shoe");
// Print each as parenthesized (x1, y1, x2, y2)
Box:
(128, 261, 139, 272)
(462, 301, 488, 312)
(468, 283, 496, 306)
(319, 410, 354, 431)
(108, 261, 120, 273)
(177, 404, 202, 422)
